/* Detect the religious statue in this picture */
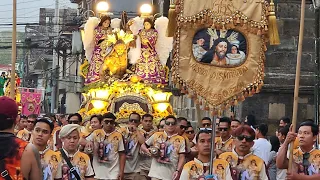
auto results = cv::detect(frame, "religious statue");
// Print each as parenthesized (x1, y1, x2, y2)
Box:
(128, 16, 173, 85)
(83, 16, 121, 85)
(99, 29, 134, 80)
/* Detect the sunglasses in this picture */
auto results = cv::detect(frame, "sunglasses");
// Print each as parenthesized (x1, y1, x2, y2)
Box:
(69, 120, 79, 124)
(129, 119, 140, 123)
(218, 127, 229, 131)
(186, 130, 195, 134)
(27, 120, 35, 123)
(202, 123, 211, 127)
(165, 121, 176, 126)
(180, 125, 188, 130)
(104, 120, 115, 125)
(237, 135, 254, 142)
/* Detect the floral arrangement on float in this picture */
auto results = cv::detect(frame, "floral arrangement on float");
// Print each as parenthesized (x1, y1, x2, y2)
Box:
(79, 12, 174, 124)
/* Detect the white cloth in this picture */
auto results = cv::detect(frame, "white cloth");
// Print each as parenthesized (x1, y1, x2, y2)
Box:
(253, 138, 271, 164)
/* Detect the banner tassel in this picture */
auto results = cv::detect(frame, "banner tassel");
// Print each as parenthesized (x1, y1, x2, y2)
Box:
(268, 0, 280, 45)
(166, 1, 177, 37)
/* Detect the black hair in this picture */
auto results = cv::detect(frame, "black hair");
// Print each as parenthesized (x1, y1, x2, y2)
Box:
(0, 114, 15, 130)
(230, 44, 240, 54)
(278, 125, 290, 137)
(98, 16, 111, 27)
(177, 117, 188, 123)
(219, 117, 231, 127)
(143, 18, 155, 29)
(129, 112, 141, 121)
(201, 117, 211, 122)
(20, 115, 27, 119)
(280, 117, 291, 124)
(68, 113, 82, 122)
(158, 118, 165, 129)
(196, 129, 212, 142)
(165, 115, 177, 122)
(90, 115, 103, 123)
(27, 114, 38, 119)
(269, 135, 280, 152)
(34, 118, 54, 133)
(299, 121, 319, 136)
(256, 123, 268, 136)
(187, 121, 192, 127)
(245, 114, 256, 127)
(231, 119, 241, 124)
(142, 113, 153, 120)
(102, 112, 117, 121)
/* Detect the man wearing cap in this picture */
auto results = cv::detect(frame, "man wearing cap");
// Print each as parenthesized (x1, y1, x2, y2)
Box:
(53, 113, 83, 151)
(32, 118, 59, 180)
(55, 124, 94, 180)
(17, 114, 37, 142)
(82, 112, 126, 180)
(0, 96, 42, 180)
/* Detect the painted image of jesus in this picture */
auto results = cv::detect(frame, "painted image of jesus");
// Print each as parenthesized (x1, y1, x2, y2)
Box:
(201, 38, 229, 66)
(192, 28, 247, 67)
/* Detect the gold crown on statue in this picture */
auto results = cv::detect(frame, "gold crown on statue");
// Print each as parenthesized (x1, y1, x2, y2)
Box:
(107, 29, 134, 45)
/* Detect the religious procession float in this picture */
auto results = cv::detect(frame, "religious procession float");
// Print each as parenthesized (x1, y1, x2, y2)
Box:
(79, 11, 174, 123)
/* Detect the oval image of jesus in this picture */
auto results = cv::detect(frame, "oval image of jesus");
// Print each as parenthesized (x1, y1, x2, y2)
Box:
(192, 28, 247, 67)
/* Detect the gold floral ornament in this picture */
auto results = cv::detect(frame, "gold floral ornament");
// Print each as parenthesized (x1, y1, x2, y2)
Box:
(80, 59, 89, 78)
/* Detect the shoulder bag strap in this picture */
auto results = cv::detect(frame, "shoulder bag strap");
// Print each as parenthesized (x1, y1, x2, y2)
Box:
(59, 149, 81, 180)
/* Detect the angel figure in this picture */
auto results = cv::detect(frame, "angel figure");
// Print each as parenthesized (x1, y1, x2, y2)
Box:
(83, 16, 121, 85)
(128, 17, 173, 85)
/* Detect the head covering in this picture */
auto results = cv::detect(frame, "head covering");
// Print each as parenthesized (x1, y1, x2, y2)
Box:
(0, 96, 18, 120)
(59, 124, 80, 139)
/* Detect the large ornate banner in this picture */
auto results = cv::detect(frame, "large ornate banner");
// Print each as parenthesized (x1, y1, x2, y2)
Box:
(20, 88, 43, 116)
(172, 0, 270, 111)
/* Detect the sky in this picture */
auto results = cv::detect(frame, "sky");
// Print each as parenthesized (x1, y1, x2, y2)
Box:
(0, 0, 77, 32)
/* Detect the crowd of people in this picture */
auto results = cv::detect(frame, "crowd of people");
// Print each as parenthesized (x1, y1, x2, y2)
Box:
(1, 96, 320, 180)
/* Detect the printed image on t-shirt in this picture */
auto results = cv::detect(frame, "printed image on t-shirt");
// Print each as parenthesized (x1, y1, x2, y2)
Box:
(155, 137, 181, 164)
(61, 164, 81, 180)
(41, 150, 60, 180)
(293, 150, 320, 175)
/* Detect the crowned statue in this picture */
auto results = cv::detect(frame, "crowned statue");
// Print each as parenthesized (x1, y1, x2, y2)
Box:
(128, 16, 173, 85)
(83, 16, 121, 85)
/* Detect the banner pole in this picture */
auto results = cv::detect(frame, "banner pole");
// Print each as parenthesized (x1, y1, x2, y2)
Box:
(288, 0, 305, 172)
(209, 115, 217, 175)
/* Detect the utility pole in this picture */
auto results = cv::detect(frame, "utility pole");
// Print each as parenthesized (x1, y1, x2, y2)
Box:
(10, 0, 17, 100)
(51, 0, 59, 113)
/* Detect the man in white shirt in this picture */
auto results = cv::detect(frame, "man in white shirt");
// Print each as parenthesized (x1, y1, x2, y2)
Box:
(252, 123, 271, 165)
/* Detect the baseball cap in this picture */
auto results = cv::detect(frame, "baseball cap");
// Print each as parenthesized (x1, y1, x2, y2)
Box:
(0, 96, 18, 120)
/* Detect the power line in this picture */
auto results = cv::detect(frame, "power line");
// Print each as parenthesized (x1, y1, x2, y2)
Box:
(0, 15, 78, 20)
(0, 22, 79, 26)
(0, 0, 71, 12)
(0, 0, 52, 7)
